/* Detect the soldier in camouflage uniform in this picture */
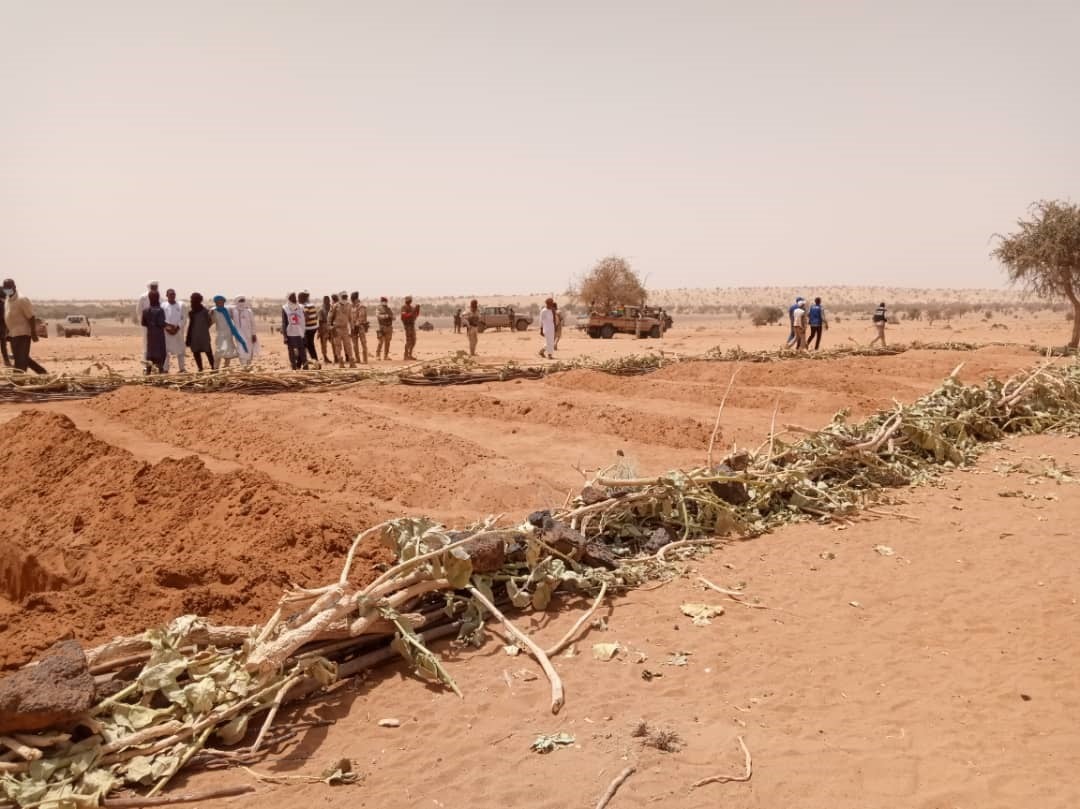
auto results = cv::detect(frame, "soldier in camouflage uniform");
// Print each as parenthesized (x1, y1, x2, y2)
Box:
(464, 299, 481, 356)
(349, 291, 369, 364)
(400, 295, 420, 361)
(329, 290, 356, 367)
(375, 297, 394, 360)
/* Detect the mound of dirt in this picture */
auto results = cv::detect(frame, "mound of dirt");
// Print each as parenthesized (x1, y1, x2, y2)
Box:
(0, 412, 391, 670)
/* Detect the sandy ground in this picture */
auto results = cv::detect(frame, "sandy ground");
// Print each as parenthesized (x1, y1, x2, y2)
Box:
(2, 312, 1078, 806)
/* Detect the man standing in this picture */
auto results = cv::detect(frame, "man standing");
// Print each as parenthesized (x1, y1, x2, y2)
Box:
(136, 280, 160, 360)
(3, 278, 47, 374)
(162, 288, 187, 372)
(870, 302, 888, 347)
(299, 291, 320, 368)
(375, 297, 394, 360)
(330, 290, 356, 368)
(281, 292, 307, 370)
(464, 299, 481, 356)
(538, 298, 556, 359)
(318, 295, 333, 364)
(400, 295, 420, 361)
(232, 296, 258, 367)
(453, 308, 463, 334)
(349, 292, 369, 364)
(0, 290, 11, 366)
(807, 297, 828, 350)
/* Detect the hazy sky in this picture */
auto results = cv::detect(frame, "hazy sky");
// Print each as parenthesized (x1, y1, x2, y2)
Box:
(2, 0, 1076, 299)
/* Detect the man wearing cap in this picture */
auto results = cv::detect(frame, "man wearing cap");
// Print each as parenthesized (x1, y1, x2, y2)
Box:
(349, 292, 369, 364)
(374, 297, 394, 360)
(786, 296, 805, 349)
(400, 296, 420, 361)
(329, 290, 356, 368)
(3, 278, 47, 374)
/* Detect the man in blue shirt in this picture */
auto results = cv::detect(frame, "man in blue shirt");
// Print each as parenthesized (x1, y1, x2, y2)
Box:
(807, 297, 828, 350)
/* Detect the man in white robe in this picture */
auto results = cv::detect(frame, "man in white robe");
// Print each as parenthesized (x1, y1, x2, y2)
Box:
(538, 298, 556, 359)
(161, 288, 187, 372)
(232, 296, 258, 367)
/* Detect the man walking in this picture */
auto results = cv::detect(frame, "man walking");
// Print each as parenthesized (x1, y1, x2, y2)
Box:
(806, 297, 828, 350)
(464, 299, 481, 356)
(3, 278, 47, 374)
(233, 296, 258, 367)
(281, 292, 307, 370)
(299, 291, 320, 368)
(870, 302, 888, 347)
(162, 288, 187, 372)
(786, 296, 805, 348)
(349, 292, 369, 364)
(400, 295, 420, 361)
(375, 297, 394, 360)
(330, 290, 356, 367)
(539, 298, 556, 359)
(792, 299, 809, 350)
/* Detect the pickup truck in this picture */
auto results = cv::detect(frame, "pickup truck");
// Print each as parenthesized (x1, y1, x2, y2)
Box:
(582, 305, 664, 339)
(478, 306, 532, 332)
(56, 315, 92, 338)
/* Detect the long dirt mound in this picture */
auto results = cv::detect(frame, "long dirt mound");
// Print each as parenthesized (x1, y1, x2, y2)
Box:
(0, 411, 390, 669)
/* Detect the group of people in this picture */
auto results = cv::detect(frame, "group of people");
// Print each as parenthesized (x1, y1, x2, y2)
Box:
(136, 281, 256, 373)
(280, 292, 421, 370)
(784, 296, 890, 349)
(785, 296, 830, 351)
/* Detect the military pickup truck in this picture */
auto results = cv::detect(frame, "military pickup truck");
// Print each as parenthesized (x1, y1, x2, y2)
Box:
(478, 306, 532, 332)
(582, 305, 664, 339)
(56, 315, 92, 338)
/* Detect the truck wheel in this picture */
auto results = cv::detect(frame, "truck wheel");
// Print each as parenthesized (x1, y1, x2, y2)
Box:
(516, 319, 529, 331)
(600, 324, 615, 339)
(637, 330, 648, 339)
(649, 325, 661, 338)
(587, 327, 601, 339)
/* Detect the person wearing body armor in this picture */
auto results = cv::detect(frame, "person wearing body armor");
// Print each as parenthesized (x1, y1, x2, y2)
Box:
(870, 302, 888, 347)
(281, 292, 307, 370)
(349, 292, 369, 364)
(299, 291, 320, 368)
(329, 290, 356, 368)
(464, 299, 481, 356)
(400, 296, 420, 360)
(807, 297, 828, 350)
(375, 297, 394, 360)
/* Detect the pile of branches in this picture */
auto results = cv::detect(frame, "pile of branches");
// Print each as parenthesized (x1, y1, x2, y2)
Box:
(2, 359, 1077, 807)
(0, 341, 1026, 402)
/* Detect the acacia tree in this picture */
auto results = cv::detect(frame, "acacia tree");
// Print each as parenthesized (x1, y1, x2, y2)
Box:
(993, 200, 1080, 347)
(574, 256, 647, 312)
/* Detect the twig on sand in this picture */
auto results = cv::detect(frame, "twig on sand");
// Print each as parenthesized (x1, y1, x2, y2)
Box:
(706, 366, 741, 468)
(692, 736, 752, 788)
(594, 765, 636, 809)
(468, 586, 564, 715)
(698, 578, 772, 611)
(544, 582, 608, 657)
(102, 785, 255, 807)
(656, 538, 731, 563)
(764, 395, 782, 468)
